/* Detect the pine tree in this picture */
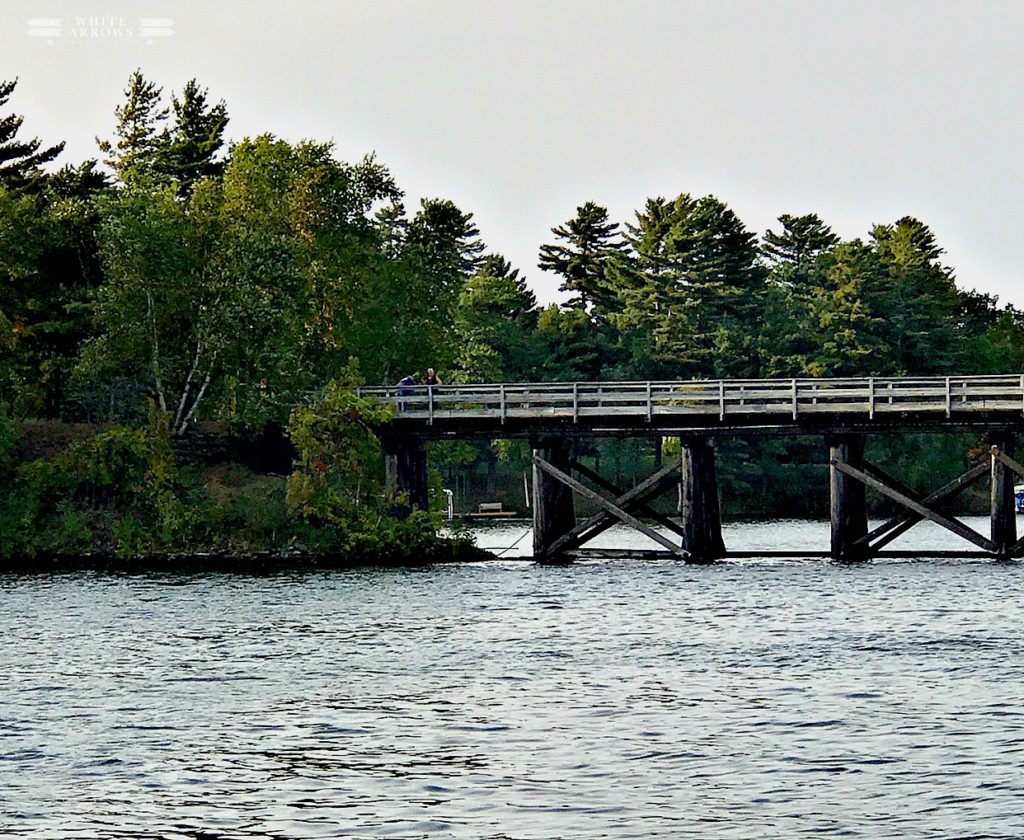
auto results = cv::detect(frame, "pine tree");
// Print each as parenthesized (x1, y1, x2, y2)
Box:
(0, 78, 64, 191)
(762, 213, 839, 286)
(868, 217, 960, 373)
(97, 70, 169, 182)
(758, 214, 840, 375)
(453, 253, 538, 381)
(618, 193, 765, 377)
(538, 201, 626, 317)
(157, 79, 229, 194)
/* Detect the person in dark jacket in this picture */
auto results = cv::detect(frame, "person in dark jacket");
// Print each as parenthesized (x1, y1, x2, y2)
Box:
(397, 374, 416, 411)
(423, 368, 443, 386)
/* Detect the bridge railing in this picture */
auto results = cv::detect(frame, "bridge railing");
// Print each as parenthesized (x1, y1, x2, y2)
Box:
(358, 374, 1024, 424)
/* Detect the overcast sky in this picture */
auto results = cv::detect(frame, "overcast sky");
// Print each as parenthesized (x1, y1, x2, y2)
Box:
(4, 0, 1022, 305)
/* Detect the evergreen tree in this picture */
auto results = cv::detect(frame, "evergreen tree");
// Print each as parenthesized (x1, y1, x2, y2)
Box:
(616, 193, 765, 377)
(758, 214, 840, 375)
(807, 240, 887, 375)
(453, 254, 538, 381)
(157, 79, 229, 195)
(538, 201, 626, 317)
(868, 217, 961, 374)
(407, 198, 485, 277)
(762, 213, 840, 286)
(0, 78, 64, 192)
(97, 70, 169, 182)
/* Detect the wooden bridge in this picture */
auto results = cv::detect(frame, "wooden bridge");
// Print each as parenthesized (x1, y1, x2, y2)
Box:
(359, 374, 1024, 562)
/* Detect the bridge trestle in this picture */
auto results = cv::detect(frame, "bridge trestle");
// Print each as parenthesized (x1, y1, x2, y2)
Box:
(530, 436, 725, 563)
(831, 430, 1021, 559)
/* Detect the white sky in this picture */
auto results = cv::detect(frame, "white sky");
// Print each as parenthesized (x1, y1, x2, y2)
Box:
(3, 0, 1022, 306)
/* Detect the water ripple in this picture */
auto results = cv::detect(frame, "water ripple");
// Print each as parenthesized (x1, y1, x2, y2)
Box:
(2, 519, 1024, 837)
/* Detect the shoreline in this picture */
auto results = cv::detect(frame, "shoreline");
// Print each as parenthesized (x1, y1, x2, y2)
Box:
(0, 543, 497, 574)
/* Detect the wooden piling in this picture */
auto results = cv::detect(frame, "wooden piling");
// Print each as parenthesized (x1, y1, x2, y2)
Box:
(531, 438, 576, 559)
(989, 431, 1017, 556)
(828, 433, 868, 560)
(383, 438, 429, 514)
(680, 436, 726, 561)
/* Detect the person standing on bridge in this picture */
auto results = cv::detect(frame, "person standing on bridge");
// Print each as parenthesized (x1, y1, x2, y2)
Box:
(423, 368, 443, 386)
(397, 373, 416, 412)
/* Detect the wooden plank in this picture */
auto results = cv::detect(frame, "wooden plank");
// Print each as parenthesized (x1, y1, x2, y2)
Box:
(832, 460, 996, 552)
(534, 456, 689, 558)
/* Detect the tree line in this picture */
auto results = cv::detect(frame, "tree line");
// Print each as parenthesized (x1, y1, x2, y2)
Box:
(1, 71, 1022, 545)
(3, 72, 1022, 431)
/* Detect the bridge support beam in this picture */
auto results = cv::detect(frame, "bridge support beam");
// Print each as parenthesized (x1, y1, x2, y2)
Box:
(680, 436, 726, 561)
(383, 438, 429, 515)
(531, 438, 576, 560)
(989, 431, 1017, 556)
(828, 433, 868, 560)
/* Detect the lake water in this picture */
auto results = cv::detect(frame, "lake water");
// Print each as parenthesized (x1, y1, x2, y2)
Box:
(3, 518, 1024, 838)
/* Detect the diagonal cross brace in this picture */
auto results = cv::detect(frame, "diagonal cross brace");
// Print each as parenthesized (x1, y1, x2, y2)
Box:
(548, 457, 684, 554)
(559, 458, 686, 549)
(854, 460, 990, 554)
(533, 455, 689, 558)
(832, 460, 996, 553)
(993, 448, 1024, 481)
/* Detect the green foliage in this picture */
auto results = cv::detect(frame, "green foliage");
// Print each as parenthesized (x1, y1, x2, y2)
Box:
(539, 202, 626, 317)
(158, 79, 229, 195)
(612, 193, 766, 378)
(0, 78, 64, 192)
(453, 254, 539, 382)
(0, 403, 16, 478)
(0, 414, 201, 558)
(196, 466, 294, 551)
(97, 70, 169, 183)
(285, 378, 392, 531)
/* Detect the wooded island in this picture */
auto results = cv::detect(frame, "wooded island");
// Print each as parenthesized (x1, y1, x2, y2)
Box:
(1, 72, 1021, 562)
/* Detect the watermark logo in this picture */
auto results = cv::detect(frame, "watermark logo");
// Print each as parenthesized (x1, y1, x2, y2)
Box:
(27, 16, 175, 46)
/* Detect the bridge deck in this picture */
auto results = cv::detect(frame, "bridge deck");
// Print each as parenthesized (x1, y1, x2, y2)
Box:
(360, 374, 1024, 439)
